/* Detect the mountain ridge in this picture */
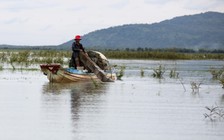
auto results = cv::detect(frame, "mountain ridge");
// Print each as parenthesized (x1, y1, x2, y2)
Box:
(60, 11, 224, 50)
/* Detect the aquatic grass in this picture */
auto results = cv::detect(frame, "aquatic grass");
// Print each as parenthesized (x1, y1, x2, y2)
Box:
(170, 69, 178, 78)
(209, 67, 224, 88)
(190, 81, 202, 94)
(219, 78, 224, 88)
(169, 68, 179, 78)
(31, 50, 71, 58)
(140, 68, 144, 77)
(204, 105, 224, 121)
(0, 50, 72, 71)
(152, 65, 165, 79)
(17, 51, 31, 69)
(209, 67, 224, 79)
(0, 52, 7, 62)
(41, 57, 54, 64)
(116, 65, 126, 80)
(53, 57, 64, 64)
(9, 52, 17, 70)
(1, 51, 31, 70)
(17, 68, 39, 71)
(1, 49, 224, 65)
(0, 65, 3, 71)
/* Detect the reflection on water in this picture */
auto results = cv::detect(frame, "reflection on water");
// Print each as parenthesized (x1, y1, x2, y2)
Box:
(42, 81, 100, 94)
(41, 81, 111, 140)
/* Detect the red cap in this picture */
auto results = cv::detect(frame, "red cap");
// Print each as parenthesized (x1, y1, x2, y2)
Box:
(75, 35, 81, 40)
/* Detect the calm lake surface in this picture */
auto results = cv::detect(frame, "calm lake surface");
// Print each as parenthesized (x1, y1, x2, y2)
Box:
(0, 60, 224, 140)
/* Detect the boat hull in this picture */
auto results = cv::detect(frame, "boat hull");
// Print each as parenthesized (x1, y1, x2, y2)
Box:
(40, 64, 116, 83)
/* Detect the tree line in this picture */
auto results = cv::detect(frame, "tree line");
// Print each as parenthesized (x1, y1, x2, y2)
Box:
(103, 47, 224, 53)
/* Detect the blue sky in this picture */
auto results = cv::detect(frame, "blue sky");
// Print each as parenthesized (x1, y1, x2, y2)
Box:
(0, 0, 224, 45)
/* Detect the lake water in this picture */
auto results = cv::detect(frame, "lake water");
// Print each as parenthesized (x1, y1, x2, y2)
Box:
(0, 60, 224, 140)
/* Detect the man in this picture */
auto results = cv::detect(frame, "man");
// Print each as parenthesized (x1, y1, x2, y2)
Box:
(71, 35, 86, 68)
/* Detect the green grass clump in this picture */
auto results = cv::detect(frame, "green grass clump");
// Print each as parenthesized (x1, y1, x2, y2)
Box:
(116, 66, 126, 80)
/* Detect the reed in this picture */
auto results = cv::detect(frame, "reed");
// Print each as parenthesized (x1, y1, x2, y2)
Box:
(116, 65, 126, 80)
(169, 69, 178, 78)
(169, 66, 179, 78)
(53, 57, 64, 64)
(140, 68, 144, 77)
(209, 67, 224, 79)
(219, 78, 224, 88)
(41, 57, 54, 64)
(152, 65, 165, 79)
(209, 67, 224, 88)
(9, 52, 17, 70)
(0, 52, 7, 62)
(17, 51, 31, 69)
(0, 65, 3, 71)
(204, 105, 224, 121)
(190, 81, 202, 94)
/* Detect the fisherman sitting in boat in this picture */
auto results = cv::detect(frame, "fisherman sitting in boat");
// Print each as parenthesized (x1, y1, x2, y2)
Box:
(70, 35, 87, 69)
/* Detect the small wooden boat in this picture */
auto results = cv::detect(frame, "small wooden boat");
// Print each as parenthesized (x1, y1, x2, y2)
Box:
(40, 51, 116, 83)
(40, 64, 116, 83)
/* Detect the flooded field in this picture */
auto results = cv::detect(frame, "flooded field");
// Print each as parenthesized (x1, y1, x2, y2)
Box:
(0, 60, 224, 140)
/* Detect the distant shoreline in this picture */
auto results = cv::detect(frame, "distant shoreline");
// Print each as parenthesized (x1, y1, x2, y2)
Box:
(0, 49, 224, 60)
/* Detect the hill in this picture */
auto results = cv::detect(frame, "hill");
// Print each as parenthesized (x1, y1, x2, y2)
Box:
(60, 11, 224, 50)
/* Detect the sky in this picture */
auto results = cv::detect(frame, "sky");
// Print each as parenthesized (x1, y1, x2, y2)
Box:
(0, 0, 224, 46)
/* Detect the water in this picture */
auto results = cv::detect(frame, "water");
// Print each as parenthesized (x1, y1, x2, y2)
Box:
(0, 60, 224, 140)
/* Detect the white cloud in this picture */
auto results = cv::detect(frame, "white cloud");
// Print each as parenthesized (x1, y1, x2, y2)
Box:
(0, 0, 224, 45)
(182, 0, 224, 11)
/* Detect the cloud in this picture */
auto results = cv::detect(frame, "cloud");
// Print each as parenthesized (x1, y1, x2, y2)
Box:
(144, 0, 171, 5)
(107, 0, 130, 9)
(0, 0, 59, 13)
(39, 24, 53, 31)
(0, 0, 224, 45)
(182, 0, 224, 11)
(3, 17, 29, 25)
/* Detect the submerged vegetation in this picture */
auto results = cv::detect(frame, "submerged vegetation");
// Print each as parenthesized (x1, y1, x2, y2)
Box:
(204, 105, 224, 121)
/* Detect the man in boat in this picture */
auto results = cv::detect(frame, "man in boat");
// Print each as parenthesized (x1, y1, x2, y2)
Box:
(70, 35, 86, 69)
